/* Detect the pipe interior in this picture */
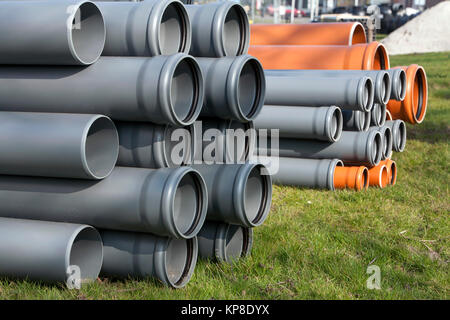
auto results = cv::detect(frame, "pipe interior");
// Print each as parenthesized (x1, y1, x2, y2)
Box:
(173, 171, 202, 236)
(398, 69, 407, 100)
(351, 24, 367, 44)
(372, 104, 381, 125)
(365, 78, 374, 111)
(159, 2, 186, 54)
(330, 108, 343, 141)
(373, 45, 387, 70)
(244, 165, 270, 225)
(361, 167, 369, 189)
(398, 121, 407, 151)
(379, 104, 387, 126)
(383, 128, 393, 158)
(238, 59, 263, 119)
(380, 166, 388, 187)
(69, 227, 103, 282)
(390, 161, 397, 185)
(371, 132, 382, 165)
(71, 3, 105, 64)
(382, 73, 390, 104)
(363, 111, 371, 131)
(165, 238, 192, 286)
(225, 225, 245, 262)
(170, 58, 199, 123)
(414, 68, 426, 122)
(85, 117, 118, 179)
(223, 5, 247, 56)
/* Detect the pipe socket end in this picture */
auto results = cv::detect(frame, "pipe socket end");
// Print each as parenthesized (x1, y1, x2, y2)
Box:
(358, 77, 374, 112)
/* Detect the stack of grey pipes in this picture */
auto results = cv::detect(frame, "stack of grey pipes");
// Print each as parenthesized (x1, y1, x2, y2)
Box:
(0, 0, 271, 289)
(253, 63, 407, 190)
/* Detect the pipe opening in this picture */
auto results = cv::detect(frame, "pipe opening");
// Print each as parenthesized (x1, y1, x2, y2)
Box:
(360, 77, 374, 112)
(351, 23, 367, 45)
(238, 59, 264, 119)
(223, 5, 248, 56)
(381, 72, 391, 104)
(373, 44, 388, 70)
(398, 69, 407, 100)
(383, 127, 393, 159)
(170, 57, 201, 124)
(159, 2, 188, 54)
(70, 3, 105, 65)
(224, 225, 245, 262)
(397, 121, 407, 152)
(380, 165, 388, 188)
(363, 111, 371, 131)
(379, 103, 386, 126)
(165, 238, 195, 287)
(414, 68, 427, 123)
(173, 171, 204, 237)
(371, 132, 382, 166)
(372, 104, 381, 126)
(244, 165, 271, 225)
(330, 107, 343, 141)
(68, 227, 103, 283)
(389, 161, 397, 185)
(84, 116, 119, 179)
(361, 167, 369, 190)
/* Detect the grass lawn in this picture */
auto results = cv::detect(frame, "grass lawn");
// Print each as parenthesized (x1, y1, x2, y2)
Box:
(0, 52, 448, 300)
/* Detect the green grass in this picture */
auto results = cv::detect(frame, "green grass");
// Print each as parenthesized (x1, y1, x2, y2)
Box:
(0, 52, 449, 300)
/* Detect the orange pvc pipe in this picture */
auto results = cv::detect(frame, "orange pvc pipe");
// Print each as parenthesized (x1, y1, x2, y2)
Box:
(334, 166, 369, 191)
(248, 42, 390, 70)
(387, 65, 428, 124)
(379, 159, 397, 186)
(250, 22, 367, 46)
(368, 164, 389, 188)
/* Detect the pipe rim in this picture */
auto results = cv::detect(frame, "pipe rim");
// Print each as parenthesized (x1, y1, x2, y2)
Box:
(215, 224, 253, 263)
(329, 159, 343, 191)
(371, 103, 381, 126)
(234, 163, 272, 227)
(379, 71, 392, 105)
(227, 55, 266, 121)
(326, 106, 343, 142)
(388, 160, 397, 185)
(379, 103, 387, 126)
(67, 2, 105, 65)
(350, 22, 367, 45)
(213, 2, 250, 56)
(65, 225, 103, 285)
(381, 126, 393, 160)
(367, 130, 382, 166)
(386, 109, 393, 121)
(359, 166, 369, 190)
(412, 66, 428, 124)
(163, 167, 207, 239)
(151, 0, 191, 55)
(161, 54, 203, 126)
(379, 165, 388, 188)
(362, 111, 371, 131)
(365, 42, 389, 70)
(81, 115, 119, 180)
(396, 120, 407, 152)
(358, 77, 374, 112)
(394, 68, 407, 101)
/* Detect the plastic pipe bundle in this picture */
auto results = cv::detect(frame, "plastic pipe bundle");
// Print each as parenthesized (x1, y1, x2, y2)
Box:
(0, 54, 203, 126)
(387, 65, 428, 124)
(192, 163, 272, 228)
(368, 163, 389, 188)
(254, 105, 343, 142)
(248, 42, 390, 70)
(259, 157, 343, 190)
(266, 69, 391, 105)
(385, 120, 407, 152)
(264, 72, 374, 111)
(369, 125, 393, 160)
(0, 217, 103, 284)
(0, 0, 105, 65)
(101, 230, 197, 288)
(259, 130, 383, 167)
(97, 0, 191, 56)
(0, 112, 118, 180)
(342, 110, 371, 132)
(116, 121, 195, 168)
(386, 68, 407, 101)
(334, 166, 369, 191)
(196, 55, 265, 122)
(197, 222, 252, 263)
(0, 166, 207, 239)
(370, 103, 387, 127)
(186, 2, 249, 57)
(250, 22, 367, 46)
(195, 118, 255, 164)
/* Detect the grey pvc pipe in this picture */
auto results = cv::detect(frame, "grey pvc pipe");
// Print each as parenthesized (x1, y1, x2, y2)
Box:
(266, 70, 391, 105)
(197, 222, 252, 263)
(0, 1, 105, 65)
(195, 118, 255, 164)
(259, 131, 383, 167)
(385, 120, 406, 152)
(97, 0, 191, 56)
(0, 112, 118, 180)
(386, 68, 407, 101)
(370, 103, 387, 127)
(196, 55, 265, 122)
(259, 157, 343, 190)
(186, 2, 249, 57)
(191, 163, 272, 228)
(254, 105, 343, 142)
(0, 54, 203, 126)
(263, 72, 374, 112)
(116, 121, 195, 168)
(0, 217, 103, 284)
(369, 125, 393, 160)
(0, 166, 207, 239)
(342, 110, 371, 132)
(101, 230, 197, 288)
